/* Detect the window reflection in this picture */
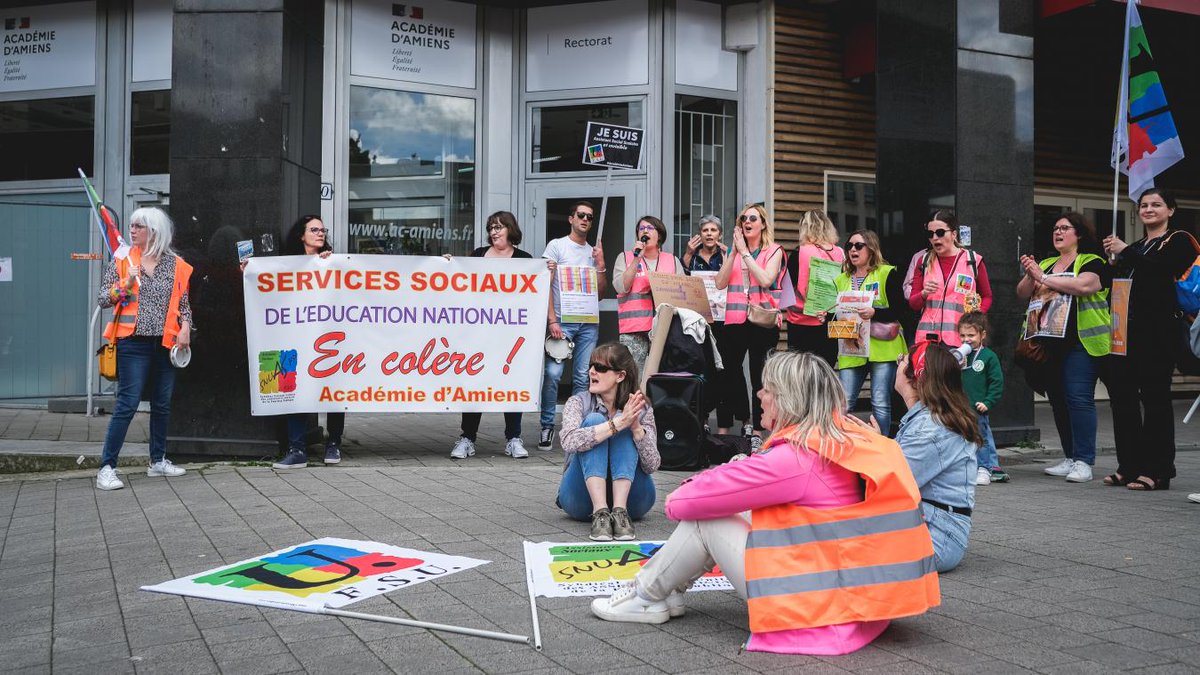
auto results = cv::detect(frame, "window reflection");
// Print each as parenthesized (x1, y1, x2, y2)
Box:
(131, 90, 170, 175)
(531, 102, 644, 174)
(348, 87, 476, 255)
(826, 177, 877, 238)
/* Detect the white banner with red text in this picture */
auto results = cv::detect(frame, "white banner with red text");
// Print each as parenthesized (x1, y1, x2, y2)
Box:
(243, 255, 550, 414)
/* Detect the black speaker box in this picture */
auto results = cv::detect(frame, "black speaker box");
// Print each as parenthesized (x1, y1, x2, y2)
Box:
(646, 374, 705, 471)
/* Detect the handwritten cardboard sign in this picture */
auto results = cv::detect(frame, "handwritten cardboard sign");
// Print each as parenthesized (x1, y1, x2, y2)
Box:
(647, 272, 714, 322)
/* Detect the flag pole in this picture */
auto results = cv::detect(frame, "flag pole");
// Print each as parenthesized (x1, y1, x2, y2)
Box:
(322, 606, 532, 647)
(1109, 0, 1135, 254)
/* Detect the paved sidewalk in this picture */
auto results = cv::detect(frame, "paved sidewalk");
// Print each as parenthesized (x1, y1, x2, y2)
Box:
(1, 405, 1199, 673)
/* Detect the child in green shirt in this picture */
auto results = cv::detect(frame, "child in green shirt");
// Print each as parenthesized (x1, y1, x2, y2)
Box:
(958, 313, 1006, 485)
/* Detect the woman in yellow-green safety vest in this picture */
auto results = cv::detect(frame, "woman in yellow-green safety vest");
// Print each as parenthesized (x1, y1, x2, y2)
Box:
(1017, 212, 1111, 485)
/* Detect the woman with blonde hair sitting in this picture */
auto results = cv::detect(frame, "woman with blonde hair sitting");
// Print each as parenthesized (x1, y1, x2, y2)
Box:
(591, 351, 939, 655)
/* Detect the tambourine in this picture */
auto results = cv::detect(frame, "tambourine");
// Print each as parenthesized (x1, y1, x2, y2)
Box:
(169, 344, 192, 368)
(544, 337, 574, 363)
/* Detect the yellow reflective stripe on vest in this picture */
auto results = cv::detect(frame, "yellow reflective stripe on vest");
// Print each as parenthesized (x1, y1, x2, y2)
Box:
(746, 508, 924, 548)
(747, 556, 936, 599)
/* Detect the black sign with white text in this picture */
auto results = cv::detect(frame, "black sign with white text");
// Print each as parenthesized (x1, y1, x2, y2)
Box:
(582, 122, 644, 170)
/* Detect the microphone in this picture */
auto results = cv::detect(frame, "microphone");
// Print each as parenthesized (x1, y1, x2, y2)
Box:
(633, 235, 650, 257)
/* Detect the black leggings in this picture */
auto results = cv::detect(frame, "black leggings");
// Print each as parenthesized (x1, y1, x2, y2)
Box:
(718, 321, 778, 431)
(787, 322, 837, 369)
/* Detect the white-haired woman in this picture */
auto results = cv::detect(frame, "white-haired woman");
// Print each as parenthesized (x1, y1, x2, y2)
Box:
(95, 207, 193, 490)
(591, 351, 939, 655)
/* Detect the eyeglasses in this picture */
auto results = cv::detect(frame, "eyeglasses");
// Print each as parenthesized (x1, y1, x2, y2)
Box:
(1052, 225, 1074, 233)
(926, 228, 950, 239)
(308, 227, 328, 235)
(846, 242, 866, 251)
(574, 212, 594, 221)
(486, 224, 505, 232)
(589, 362, 616, 373)
(738, 214, 760, 224)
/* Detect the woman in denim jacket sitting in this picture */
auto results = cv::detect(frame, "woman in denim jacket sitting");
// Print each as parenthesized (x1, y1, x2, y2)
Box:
(876, 341, 980, 572)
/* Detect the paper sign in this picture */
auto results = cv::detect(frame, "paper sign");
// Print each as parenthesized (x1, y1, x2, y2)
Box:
(1023, 273, 1074, 340)
(243, 255, 550, 414)
(142, 538, 488, 611)
(236, 240, 254, 262)
(690, 271, 726, 321)
(524, 541, 732, 598)
(803, 256, 842, 316)
(582, 122, 645, 170)
(558, 265, 599, 324)
(1110, 278, 1130, 356)
(0, 257, 10, 281)
(834, 291, 873, 358)
(647, 272, 713, 322)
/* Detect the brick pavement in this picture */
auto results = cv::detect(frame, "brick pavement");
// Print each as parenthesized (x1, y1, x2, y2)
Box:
(1, 408, 1199, 673)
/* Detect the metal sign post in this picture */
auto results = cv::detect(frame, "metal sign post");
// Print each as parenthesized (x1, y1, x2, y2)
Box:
(581, 122, 645, 243)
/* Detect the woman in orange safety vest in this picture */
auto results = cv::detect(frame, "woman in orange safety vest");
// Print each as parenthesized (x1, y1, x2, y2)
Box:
(590, 350, 939, 655)
(96, 207, 193, 491)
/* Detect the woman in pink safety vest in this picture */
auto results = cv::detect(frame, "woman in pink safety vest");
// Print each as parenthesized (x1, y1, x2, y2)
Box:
(784, 209, 844, 368)
(908, 209, 992, 347)
(614, 215, 683, 373)
(714, 203, 786, 446)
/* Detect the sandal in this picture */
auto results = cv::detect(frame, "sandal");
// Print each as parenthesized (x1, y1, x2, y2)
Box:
(1103, 473, 1129, 487)
(1127, 476, 1170, 491)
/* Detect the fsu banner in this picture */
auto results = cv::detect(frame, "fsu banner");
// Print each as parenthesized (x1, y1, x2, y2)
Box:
(243, 255, 550, 414)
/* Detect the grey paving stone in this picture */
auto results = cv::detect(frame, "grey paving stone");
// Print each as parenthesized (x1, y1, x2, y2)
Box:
(0, 632, 51, 669)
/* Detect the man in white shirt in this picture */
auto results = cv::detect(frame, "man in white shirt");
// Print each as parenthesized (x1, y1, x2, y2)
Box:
(540, 200, 607, 449)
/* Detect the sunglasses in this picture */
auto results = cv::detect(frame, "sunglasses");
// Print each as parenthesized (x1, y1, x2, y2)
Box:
(308, 227, 328, 235)
(926, 228, 951, 239)
(574, 212, 595, 221)
(738, 214, 760, 224)
(846, 242, 866, 251)
(589, 362, 616, 373)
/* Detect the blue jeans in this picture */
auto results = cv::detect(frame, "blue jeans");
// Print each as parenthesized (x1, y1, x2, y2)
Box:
(101, 337, 176, 468)
(976, 413, 999, 471)
(1045, 345, 1098, 465)
(557, 413, 656, 520)
(921, 502, 971, 573)
(285, 413, 345, 450)
(839, 361, 897, 434)
(540, 322, 599, 428)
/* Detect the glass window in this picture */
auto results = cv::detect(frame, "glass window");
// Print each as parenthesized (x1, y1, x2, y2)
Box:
(0, 96, 94, 181)
(825, 175, 876, 238)
(130, 89, 170, 175)
(673, 96, 737, 254)
(531, 101, 644, 174)
(347, 87, 476, 256)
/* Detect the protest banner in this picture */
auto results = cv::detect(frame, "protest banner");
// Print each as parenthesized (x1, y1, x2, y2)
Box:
(647, 271, 714, 322)
(1110, 278, 1131, 356)
(243, 255, 550, 414)
(557, 265, 600, 324)
(523, 541, 733, 598)
(803, 256, 842, 316)
(690, 270, 726, 321)
(582, 121, 645, 171)
(833, 290, 873, 358)
(1023, 273, 1074, 340)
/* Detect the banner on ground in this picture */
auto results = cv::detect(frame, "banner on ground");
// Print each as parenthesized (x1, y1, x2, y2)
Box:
(524, 541, 733, 598)
(142, 538, 489, 611)
(244, 255, 550, 414)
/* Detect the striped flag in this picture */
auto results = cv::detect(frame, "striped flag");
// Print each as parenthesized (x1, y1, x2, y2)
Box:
(78, 169, 130, 260)
(1110, 0, 1184, 201)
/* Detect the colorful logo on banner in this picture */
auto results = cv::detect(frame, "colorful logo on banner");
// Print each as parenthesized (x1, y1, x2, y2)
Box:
(524, 541, 733, 597)
(560, 266, 595, 294)
(195, 543, 423, 598)
(259, 349, 298, 394)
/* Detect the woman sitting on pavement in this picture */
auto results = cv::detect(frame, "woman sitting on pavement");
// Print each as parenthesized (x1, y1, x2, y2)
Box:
(591, 351, 940, 656)
(556, 343, 659, 542)
(884, 341, 980, 572)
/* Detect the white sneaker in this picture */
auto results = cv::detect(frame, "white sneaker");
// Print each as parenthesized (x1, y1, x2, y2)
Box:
(505, 438, 529, 459)
(147, 458, 186, 477)
(1065, 461, 1093, 483)
(666, 591, 686, 618)
(975, 467, 992, 486)
(591, 583, 670, 624)
(96, 466, 124, 491)
(1043, 458, 1074, 476)
(1188, 493, 1200, 504)
(450, 436, 476, 459)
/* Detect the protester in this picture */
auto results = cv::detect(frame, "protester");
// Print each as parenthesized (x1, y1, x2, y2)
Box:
(785, 209, 843, 367)
(1102, 188, 1192, 491)
(833, 229, 906, 434)
(555, 343, 658, 542)
(271, 215, 346, 469)
(590, 351, 939, 654)
(1018, 212, 1110, 485)
(450, 211, 533, 460)
(541, 201, 607, 450)
(683, 215, 745, 431)
(909, 210, 992, 347)
(613, 215, 683, 372)
(714, 203, 785, 445)
(885, 341, 980, 572)
(95, 207, 193, 490)
(957, 313, 1006, 485)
